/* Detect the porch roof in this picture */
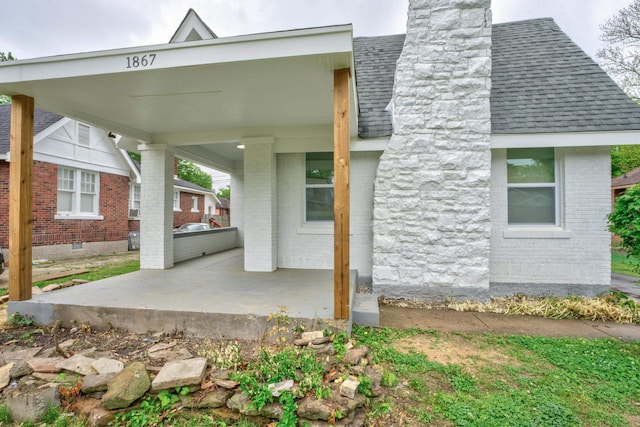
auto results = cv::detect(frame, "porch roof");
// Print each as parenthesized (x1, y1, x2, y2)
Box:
(0, 24, 357, 172)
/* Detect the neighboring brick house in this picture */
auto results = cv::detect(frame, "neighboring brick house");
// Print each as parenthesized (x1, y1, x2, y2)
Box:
(0, 105, 134, 260)
(127, 159, 218, 230)
(612, 166, 640, 204)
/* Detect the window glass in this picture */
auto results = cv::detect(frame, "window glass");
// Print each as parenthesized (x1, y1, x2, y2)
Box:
(305, 153, 334, 221)
(57, 168, 99, 215)
(507, 148, 557, 225)
(173, 191, 180, 210)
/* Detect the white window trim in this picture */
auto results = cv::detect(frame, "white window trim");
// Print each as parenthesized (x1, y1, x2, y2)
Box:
(56, 167, 102, 220)
(191, 196, 199, 213)
(303, 152, 334, 224)
(506, 148, 566, 235)
(173, 191, 181, 211)
(129, 183, 141, 219)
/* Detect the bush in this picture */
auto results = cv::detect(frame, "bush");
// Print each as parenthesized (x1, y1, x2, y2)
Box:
(608, 184, 640, 271)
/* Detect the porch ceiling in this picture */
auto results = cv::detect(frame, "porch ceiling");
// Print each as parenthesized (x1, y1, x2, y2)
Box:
(0, 25, 356, 171)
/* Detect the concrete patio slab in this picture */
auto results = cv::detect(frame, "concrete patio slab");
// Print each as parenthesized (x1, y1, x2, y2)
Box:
(9, 249, 354, 340)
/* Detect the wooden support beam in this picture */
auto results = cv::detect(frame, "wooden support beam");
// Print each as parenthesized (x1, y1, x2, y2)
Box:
(9, 95, 34, 302)
(333, 68, 350, 320)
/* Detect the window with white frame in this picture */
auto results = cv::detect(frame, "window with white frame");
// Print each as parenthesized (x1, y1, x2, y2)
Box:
(129, 184, 141, 218)
(507, 148, 557, 225)
(173, 191, 180, 211)
(57, 167, 99, 216)
(191, 196, 198, 212)
(305, 152, 334, 222)
(77, 123, 90, 146)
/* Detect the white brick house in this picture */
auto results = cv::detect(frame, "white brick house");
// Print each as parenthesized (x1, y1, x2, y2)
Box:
(2, 2, 640, 308)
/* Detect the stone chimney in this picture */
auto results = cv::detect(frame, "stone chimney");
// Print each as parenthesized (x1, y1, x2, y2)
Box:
(372, 0, 492, 300)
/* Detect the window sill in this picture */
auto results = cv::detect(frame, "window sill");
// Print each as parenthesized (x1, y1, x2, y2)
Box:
(173, 208, 182, 212)
(128, 217, 140, 220)
(190, 209, 199, 213)
(297, 223, 334, 235)
(503, 226, 571, 239)
(55, 214, 104, 221)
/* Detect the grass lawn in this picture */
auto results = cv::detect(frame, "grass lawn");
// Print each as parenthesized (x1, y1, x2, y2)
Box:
(612, 251, 640, 277)
(32, 260, 140, 288)
(354, 326, 640, 427)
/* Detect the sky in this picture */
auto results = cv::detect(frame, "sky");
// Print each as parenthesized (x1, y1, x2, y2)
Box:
(0, 0, 634, 188)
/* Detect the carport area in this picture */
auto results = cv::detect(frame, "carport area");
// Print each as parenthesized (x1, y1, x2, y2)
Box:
(9, 249, 358, 339)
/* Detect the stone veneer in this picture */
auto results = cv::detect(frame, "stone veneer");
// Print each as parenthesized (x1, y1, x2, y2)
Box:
(372, 0, 493, 300)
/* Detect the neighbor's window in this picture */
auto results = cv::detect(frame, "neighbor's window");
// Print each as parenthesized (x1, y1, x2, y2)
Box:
(129, 184, 141, 217)
(191, 196, 198, 212)
(305, 152, 334, 222)
(57, 167, 99, 215)
(507, 148, 557, 225)
(173, 191, 180, 211)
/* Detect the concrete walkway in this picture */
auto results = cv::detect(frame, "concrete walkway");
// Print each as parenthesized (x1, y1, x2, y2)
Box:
(611, 272, 640, 302)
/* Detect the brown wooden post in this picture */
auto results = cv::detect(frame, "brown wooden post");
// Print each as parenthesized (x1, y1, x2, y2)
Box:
(333, 68, 350, 320)
(9, 95, 34, 301)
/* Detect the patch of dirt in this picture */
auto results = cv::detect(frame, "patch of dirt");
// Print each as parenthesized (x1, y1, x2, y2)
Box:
(393, 334, 521, 373)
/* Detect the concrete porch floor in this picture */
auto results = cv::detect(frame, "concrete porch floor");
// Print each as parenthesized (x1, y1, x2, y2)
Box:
(8, 249, 358, 340)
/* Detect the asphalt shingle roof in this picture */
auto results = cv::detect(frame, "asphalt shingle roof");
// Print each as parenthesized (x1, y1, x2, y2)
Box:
(612, 166, 640, 188)
(353, 18, 640, 138)
(0, 104, 63, 152)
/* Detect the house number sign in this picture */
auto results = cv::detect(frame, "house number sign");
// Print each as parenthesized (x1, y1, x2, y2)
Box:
(125, 54, 157, 69)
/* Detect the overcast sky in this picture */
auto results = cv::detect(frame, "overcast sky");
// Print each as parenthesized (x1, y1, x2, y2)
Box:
(0, 0, 633, 61)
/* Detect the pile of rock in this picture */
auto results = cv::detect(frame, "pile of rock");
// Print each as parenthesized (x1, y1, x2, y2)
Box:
(0, 331, 384, 426)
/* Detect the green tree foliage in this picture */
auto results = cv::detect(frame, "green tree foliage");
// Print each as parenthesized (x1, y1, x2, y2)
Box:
(216, 185, 230, 200)
(612, 145, 640, 177)
(178, 159, 212, 189)
(0, 51, 16, 105)
(128, 151, 141, 163)
(597, 0, 640, 101)
(609, 184, 640, 270)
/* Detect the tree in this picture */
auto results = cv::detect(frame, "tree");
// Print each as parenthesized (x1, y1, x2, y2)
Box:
(611, 145, 640, 177)
(216, 185, 230, 200)
(609, 184, 640, 270)
(597, 0, 640, 101)
(0, 51, 16, 105)
(177, 159, 212, 189)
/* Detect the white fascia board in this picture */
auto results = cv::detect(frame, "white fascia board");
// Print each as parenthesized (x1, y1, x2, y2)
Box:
(118, 147, 142, 184)
(33, 117, 71, 145)
(35, 154, 131, 176)
(0, 25, 354, 86)
(491, 131, 640, 148)
(173, 185, 215, 196)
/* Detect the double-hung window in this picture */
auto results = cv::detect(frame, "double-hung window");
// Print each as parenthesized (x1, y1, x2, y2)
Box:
(57, 167, 100, 216)
(191, 196, 199, 212)
(173, 191, 181, 211)
(305, 152, 334, 222)
(129, 184, 141, 218)
(507, 148, 557, 225)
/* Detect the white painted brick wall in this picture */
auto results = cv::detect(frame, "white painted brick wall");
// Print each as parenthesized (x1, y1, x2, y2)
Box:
(277, 151, 380, 282)
(490, 146, 611, 287)
(173, 228, 237, 263)
(140, 145, 174, 269)
(243, 139, 277, 271)
(230, 171, 244, 248)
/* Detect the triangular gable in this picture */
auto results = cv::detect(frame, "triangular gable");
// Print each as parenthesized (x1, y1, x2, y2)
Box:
(169, 9, 217, 43)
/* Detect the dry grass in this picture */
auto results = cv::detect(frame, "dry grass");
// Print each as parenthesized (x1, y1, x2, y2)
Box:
(382, 292, 640, 324)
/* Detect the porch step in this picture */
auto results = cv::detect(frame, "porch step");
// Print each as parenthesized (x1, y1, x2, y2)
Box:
(352, 292, 380, 327)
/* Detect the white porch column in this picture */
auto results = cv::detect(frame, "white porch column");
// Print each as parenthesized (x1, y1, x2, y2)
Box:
(243, 137, 277, 272)
(230, 169, 244, 248)
(139, 143, 175, 269)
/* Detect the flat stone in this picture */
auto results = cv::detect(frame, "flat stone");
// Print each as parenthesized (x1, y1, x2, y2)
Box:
(56, 354, 97, 376)
(268, 379, 294, 397)
(301, 331, 325, 341)
(180, 388, 235, 409)
(102, 362, 150, 410)
(4, 384, 60, 423)
(215, 379, 239, 389)
(41, 284, 61, 292)
(297, 396, 333, 421)
(91, 358, 124, 375)
(0, 363, 14, 391)
(294, 338, 311, 346)
(82, 373, 117, 394)
(9, 360, 33, 378)
(75, 397, 116, 427)
(148, 347, 193, 362)
(32, 372, 81, 386)
(59, 338, 77, 350)
(226, 392, 259, 416)
(343, 346, 369, 365)
(151, 357, 207, 392)
(339, 376, 360, 399)
(31, 286, 43, 295)
(2, 347, 43, 363)
(148, 341, 177, 353)
(312, 336, 331, 345)
(27, 357, 64, 373)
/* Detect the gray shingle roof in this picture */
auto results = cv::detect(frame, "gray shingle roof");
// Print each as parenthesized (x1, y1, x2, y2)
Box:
(491, 18, 640, 134)
(353, 18, 640, 138)
(353, 34, 405, 138)
(0, 104, 63, 152)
